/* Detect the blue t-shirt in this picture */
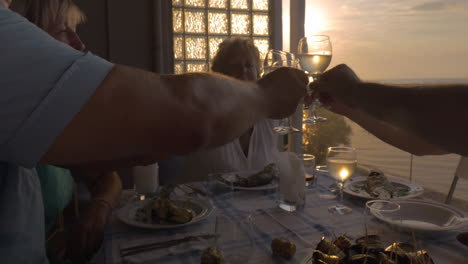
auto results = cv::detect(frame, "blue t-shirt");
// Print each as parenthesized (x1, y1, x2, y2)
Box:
(0, 7, 113, 263)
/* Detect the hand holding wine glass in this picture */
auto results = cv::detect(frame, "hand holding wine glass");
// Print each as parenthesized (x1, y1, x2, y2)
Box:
(326, 146, 357, 215)
(263, 49, 301, 134)
(297, 35, 332, 124)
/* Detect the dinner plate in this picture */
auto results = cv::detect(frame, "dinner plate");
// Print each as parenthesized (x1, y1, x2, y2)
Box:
(371, 199, 467, 232)
(117, 198, 213, 229)
(216, 170, 278, 191)
(343, 176, 424, 200)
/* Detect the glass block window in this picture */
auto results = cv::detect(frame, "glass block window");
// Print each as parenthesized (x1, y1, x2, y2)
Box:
(172, 0, 271, 73)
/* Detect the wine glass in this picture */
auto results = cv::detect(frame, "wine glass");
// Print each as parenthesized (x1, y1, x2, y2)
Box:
(297, 35, 332, 124)
(363, 200, 403, 259)
(326, 146, 357, 215)
(263, 49, 301, 135)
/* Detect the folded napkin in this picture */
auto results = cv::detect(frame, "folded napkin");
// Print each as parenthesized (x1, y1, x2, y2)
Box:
(120, 232, 216, 264)
(275, 151, 306, 204)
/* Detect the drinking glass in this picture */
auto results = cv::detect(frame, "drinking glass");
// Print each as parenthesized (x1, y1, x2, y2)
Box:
(214, 215, 254, 263)
(263, 49, 301, 135)
(363, 200, 401, 246)
(326, 146, 357, 215)
(299, 154, 317, 187)
(297, 35, 332, 124)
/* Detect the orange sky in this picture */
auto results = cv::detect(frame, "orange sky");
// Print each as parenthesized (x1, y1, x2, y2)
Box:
(304, 0, 468, 80)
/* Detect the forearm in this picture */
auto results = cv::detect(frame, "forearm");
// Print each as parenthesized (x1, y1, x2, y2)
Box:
(75, 170, 122, 208)
(346, 108, 448, 156)
(43, 65, 268, 167)
(350, 82, 468, 155)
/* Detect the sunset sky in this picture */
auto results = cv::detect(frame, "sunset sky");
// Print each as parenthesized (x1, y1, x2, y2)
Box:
(304, 0, 468, 80)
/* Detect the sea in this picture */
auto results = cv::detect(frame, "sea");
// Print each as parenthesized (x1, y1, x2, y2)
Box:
(345, 78, 468, 203)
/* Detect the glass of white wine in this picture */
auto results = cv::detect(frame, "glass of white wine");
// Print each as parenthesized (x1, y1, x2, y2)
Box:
(263, 49, 301, 135)
(297, 35, 332, 124)
(326, 146, 357, 215)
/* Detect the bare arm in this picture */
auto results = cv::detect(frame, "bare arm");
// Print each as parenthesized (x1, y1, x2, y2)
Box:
(313, 64, 468, 156)
(41, 65, 307, 168)
(333, 103, 448, 155)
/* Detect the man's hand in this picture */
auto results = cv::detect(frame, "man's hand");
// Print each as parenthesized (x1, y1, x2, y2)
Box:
(309, 64, 361, 109)
(257, 67, 308, 119)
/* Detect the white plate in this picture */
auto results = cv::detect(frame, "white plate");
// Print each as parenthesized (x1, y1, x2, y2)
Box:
(216, 170, 278, 191)
(117, 198, 213, 229)
(372, 199, 467, 232)
(343, 176, 424, 200)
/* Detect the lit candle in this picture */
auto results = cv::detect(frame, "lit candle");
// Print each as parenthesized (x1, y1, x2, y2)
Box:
(339, 169, 349, 181)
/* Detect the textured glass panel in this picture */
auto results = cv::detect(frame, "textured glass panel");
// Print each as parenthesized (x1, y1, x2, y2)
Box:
(209, 37, 226, 59)
(231, 0, 248, 9)
(173, 9, 183, 33)
(231, 13, 250, 35)
(185, 0, 205, 7)
(174, 62, 185, 74)
(208, 12, 227, 34)
(187, 63, 208, 72)
(253, 0, 269, 10)
(186, 37, 207, 59)
(185, 11, 206, 33)
(254, 38, 270, 63)
(209, 0, 227, 8)
(172, 0, 183, 6)
(253, 14, 269, 35)
(173, 36, 184, 59)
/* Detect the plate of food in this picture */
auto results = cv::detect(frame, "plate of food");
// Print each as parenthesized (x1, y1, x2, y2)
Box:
(372, 199, 467, 232)
(343, 169, 424, 200)
(117, 195, 213, 229)
(300, 235, 434, 264)
(213, 163, 279, 191)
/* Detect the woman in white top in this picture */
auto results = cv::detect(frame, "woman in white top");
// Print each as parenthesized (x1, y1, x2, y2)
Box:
(183, 38, 279, 180)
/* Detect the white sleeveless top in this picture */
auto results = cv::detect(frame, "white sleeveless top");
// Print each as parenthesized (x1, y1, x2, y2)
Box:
(182, 119, 279, 181)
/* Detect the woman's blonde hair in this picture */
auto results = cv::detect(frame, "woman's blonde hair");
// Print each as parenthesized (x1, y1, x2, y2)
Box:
(10, 0, 85, 30)
(211, 37, 261, 76)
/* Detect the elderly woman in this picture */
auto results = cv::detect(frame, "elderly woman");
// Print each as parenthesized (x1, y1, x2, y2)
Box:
(10, 0, 122, 262)
(182, 37, 279, 180)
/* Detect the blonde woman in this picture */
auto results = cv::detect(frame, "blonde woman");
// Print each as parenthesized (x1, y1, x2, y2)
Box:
(182, 38, 280, 180)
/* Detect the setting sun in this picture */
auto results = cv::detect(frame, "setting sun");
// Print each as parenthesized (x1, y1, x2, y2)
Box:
(305, 6, 327, 34)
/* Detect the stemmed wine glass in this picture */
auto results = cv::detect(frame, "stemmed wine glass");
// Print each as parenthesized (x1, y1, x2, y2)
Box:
(297, 35, 332, 124)
(263, 49, 301, 135)
(326, 146, 357, 215)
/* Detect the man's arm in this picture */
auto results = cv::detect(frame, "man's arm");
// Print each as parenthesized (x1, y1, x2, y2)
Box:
(42, 66, 307, 168)
(313, 64, 468, 156)
(333, 103, 448, 155)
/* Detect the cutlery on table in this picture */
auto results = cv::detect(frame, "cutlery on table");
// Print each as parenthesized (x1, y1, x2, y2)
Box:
(120, 234, 217, 257)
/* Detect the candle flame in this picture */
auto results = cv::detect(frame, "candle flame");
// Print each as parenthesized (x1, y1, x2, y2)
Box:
(339, 169, 349, 180)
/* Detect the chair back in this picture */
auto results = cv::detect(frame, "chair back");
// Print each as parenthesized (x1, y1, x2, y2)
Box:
(455, 156, 468, 179)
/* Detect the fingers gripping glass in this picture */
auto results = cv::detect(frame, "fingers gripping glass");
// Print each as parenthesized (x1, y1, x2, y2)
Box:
(297, 35, 332, 124)
(263, 49, 301, 135)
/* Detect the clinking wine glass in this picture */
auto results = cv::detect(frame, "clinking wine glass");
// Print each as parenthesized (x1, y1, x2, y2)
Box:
(326, 146, 357, 215)
(263, 49, 301, 135)
(297, 35, 332, 124)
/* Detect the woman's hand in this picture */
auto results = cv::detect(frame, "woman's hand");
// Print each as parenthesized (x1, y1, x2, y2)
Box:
(66, 200, 110, 262)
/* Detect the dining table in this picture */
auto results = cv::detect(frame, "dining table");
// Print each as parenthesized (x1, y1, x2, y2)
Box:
(102, 171, 468, 264)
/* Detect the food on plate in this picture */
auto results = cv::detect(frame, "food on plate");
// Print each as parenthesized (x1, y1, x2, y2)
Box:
(305, 235, 434, 264)
(201, 247, 225, 264)
(235, 163, 279, 187)
(365, 170, 395, 199)
(215, 163, 279, 188)
(348, 170, 412, 199)
(271, 237, 296, 259)
(135, 186, 194, 224)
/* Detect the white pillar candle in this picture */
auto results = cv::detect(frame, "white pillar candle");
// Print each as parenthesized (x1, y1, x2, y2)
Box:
(133, 163, 159, 195)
